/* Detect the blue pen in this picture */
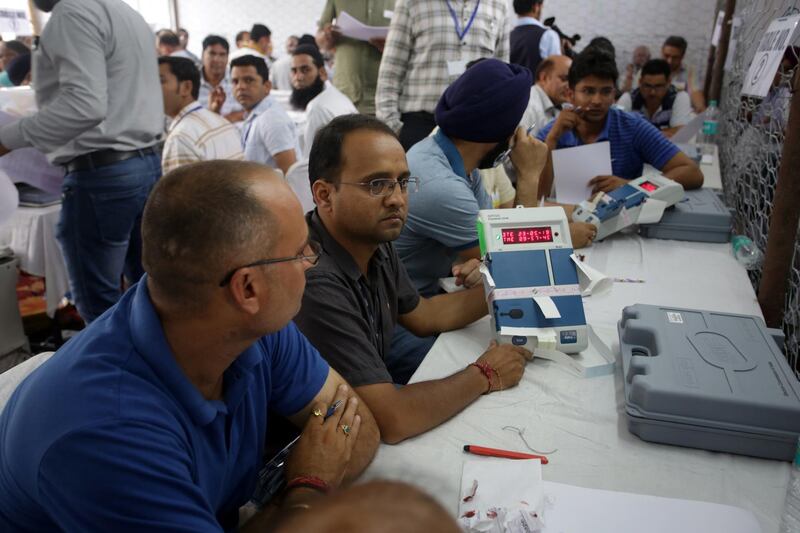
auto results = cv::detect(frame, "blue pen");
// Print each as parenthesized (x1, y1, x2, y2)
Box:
(325, 399, 343, 419)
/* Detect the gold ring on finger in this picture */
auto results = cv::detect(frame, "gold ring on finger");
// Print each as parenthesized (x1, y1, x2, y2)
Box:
(341, 424, 351, 436)
(313, 408, 323, 417)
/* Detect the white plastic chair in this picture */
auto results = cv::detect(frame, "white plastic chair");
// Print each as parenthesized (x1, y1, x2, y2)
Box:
(284, 159, 315, 215)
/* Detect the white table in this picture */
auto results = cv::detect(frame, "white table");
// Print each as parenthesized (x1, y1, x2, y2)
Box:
(700, 144, 723, 190)
(363, 233, 788, 533)
(0, 204, 68, 317)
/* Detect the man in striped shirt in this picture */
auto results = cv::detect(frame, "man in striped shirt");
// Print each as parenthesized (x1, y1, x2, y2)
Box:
(538, 48, 703, 195)
(158, 57, 244, 175)
(376, 0, 510, 150)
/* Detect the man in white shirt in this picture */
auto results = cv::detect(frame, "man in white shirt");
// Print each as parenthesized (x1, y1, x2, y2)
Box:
(157, 30, 195, 62)
(230, 24, 272, 64)
(232, 55, 300, 175)
(198, 35, 244, 123)
(290, 44, 357, 156)
(159, 57, 244, 174)
(270, 34, 300, 91)
(510, 0, 561, 76)
(617, 59, 692, 138)
(521, 54, 571, 136)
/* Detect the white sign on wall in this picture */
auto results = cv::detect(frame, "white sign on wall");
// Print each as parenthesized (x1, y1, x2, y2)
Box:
(0, 8, 29, 35)
(741, 15, 800, 97)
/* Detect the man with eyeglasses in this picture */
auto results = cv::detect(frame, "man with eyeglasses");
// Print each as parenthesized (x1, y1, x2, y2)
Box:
(294, 114, 532, 442)
(617, 59, 692, 139)
(0, 161, 380, 531)
(538, 48, 703, 195)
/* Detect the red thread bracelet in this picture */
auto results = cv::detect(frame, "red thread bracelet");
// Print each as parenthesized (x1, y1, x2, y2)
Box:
(469, 362, 496, 394)
(285, 476, 330, 495)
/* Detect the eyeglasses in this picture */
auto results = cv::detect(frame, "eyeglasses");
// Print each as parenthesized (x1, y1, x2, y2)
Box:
(576, 87, 616, 98)
(641, 83, 668, 92)
(218, 240, 321, 287)
(338, 177, 420, 197)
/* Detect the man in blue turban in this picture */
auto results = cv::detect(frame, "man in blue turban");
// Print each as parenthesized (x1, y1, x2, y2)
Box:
(388, 58, 550, 372)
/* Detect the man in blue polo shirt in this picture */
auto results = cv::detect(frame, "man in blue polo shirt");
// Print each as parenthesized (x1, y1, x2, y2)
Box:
(0, 161, 379, 531)
(538, 47, 703, 195)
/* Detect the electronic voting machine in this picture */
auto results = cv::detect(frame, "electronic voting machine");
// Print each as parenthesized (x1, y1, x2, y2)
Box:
(478, 207, 588, 353)
(572, 175, 684, 241)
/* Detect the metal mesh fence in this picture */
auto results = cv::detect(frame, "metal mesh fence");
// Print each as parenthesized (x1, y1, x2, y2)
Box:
(718, 0, 799, 377)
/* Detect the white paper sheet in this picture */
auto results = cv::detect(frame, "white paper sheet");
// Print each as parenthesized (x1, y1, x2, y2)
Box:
(552, 142, 612, 204)
(0, 111, 64, 194)
(541, 481, 762, 533)
(336, 11, 389, 42)
(671, 111, 707, 144)
(459, 458, 545, 532)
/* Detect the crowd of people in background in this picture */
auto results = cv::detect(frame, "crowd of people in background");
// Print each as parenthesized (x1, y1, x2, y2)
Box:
(0, 0, 795, 531)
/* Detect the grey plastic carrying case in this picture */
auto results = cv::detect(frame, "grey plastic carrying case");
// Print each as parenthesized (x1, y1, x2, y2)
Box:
(639, 188, 732, 243)
(618, 304, 800, 461)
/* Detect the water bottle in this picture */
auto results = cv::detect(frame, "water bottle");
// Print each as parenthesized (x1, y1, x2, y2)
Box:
(731, 235, 763, 270)
(779, 437, 800, 533)
(698, 100, 719, 154)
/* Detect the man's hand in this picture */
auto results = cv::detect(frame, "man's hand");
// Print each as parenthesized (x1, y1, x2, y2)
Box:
(0, 144, 9, 157)
(569, 221, 597, 249)
(209, 86, 226, 115)
(317, 23, 342, 51)
(546, 107, 581, 146)
(224, 110, 245, 123)
(510, 127, 549, 179)
(452, 259, 482, 289)
(368, 37, 386, 53)
(284, 384, 361, 488)
(474, 341, 532, 393)
(588, 175, 627, 194)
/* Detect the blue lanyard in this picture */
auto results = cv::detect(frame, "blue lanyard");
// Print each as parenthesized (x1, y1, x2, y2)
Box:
(445, 0, 481, 41)
(170, 104, 203, 131)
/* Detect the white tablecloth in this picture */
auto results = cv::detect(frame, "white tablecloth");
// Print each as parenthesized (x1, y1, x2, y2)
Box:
(0, 204, 68, 317)
(363, 233, 788, 533)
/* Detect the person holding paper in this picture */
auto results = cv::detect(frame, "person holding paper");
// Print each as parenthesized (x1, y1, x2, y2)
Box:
(317, 0, 395, 115)
(616, 59, 693, 138)
(538, 48, 703, 194)
(294, 114, 532, 442)
(397, 59, 549, 297)
(376, 0, 510, 150)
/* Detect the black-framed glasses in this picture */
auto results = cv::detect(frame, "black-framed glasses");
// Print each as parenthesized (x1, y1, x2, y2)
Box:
(218, 240, 321, 287)
(338, 176, 420, 197)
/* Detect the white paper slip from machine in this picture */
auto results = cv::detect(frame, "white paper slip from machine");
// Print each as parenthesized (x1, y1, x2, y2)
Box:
(552, 141, 612, 204)
(571, 175, 684, 241)
(335, 11, 389, 41)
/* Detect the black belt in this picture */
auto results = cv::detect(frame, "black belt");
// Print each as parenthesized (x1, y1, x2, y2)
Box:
(64, 147, 157, 174)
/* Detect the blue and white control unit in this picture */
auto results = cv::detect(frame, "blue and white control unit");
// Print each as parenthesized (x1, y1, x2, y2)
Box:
(572, 175, 684, 241)
(478, 207, 588, 354)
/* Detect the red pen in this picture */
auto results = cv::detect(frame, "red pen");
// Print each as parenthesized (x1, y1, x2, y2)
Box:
(463, 445, 549, 464)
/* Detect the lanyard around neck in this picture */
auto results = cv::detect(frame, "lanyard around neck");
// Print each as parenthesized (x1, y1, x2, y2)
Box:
(444, 0, 481, 41)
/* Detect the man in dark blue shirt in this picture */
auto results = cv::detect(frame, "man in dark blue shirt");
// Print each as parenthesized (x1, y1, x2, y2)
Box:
(0, 161, 379, 531)
(538, 48, 703, 195)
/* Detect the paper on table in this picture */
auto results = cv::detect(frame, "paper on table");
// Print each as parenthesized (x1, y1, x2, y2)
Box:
(459, 458, 545, 532)
(571, 254, 613, 297)
(552, 142, 612, 204)
(336, 11, 389, 42)
(540, 481, 762, 533)
(671, 111, 707, 144)
(0, 110, 64, 194)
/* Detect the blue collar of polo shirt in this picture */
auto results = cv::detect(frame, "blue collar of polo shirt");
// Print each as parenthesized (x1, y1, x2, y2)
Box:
(433, 130, 469, 180)
(562, 108, 613, 146)
(128, 276, 262, 426)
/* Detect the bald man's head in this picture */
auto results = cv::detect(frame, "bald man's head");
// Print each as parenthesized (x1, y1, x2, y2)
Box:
(142, 160, 291, 309)
(536, 55, 572, 106)
(275, 481, 460, 533)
